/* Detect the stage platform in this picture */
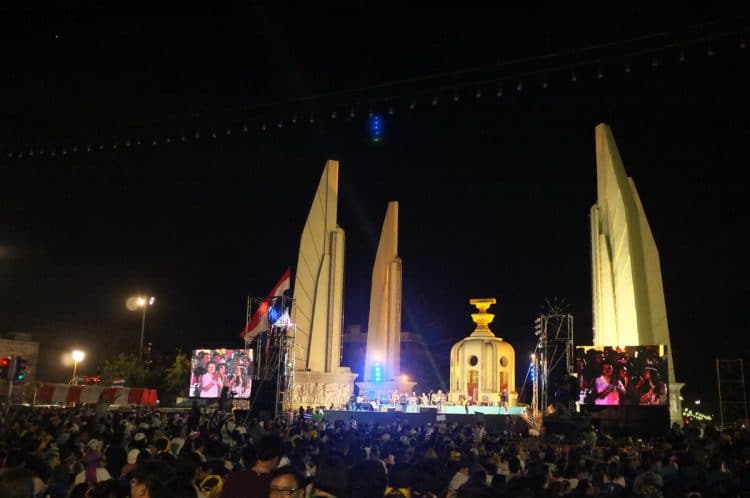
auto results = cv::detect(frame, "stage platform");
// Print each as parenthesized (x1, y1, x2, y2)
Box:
(347, 404, 526, 415)
(319, 407, 530, 433)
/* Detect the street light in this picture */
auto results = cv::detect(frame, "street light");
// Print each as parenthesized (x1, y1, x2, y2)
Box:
(127, 295, 155, 362)
(71, 350, 85, 385)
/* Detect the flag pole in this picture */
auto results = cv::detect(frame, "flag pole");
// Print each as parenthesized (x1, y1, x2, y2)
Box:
(244, 296, 250, 349)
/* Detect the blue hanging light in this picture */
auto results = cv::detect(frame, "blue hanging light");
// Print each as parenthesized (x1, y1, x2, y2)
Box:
(368, 114, 385, 144)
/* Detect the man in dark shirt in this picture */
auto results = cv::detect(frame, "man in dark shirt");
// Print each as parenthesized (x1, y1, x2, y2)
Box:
(221, 434, 284, 498)
(105, 432, 127, 478)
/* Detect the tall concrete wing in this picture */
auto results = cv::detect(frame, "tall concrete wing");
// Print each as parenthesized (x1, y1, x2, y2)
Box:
(289, 160, 356, 409)
(590, 123, 682, 423)
(364, 201, 402, 382)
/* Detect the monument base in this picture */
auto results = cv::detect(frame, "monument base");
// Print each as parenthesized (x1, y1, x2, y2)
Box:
(669, 382, 684, 426)
(357, 380, 417, 402)
(288, 369, 358, 410)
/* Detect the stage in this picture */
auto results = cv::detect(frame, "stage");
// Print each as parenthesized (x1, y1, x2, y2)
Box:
(319, 405, 531, 433)
(346, 403, 527, 415)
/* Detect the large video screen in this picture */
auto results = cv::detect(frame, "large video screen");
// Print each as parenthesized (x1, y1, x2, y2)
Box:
(190, 349, 253, 399)
(575, 345, 668, 406)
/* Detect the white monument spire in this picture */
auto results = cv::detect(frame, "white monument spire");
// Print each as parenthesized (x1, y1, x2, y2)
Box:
(289, 160, 356, 409)
(365, 201, 402, 382)
(591, 123, 682, 423)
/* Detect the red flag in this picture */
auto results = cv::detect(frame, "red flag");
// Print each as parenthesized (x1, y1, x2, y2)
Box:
(240, 268, 291, 340)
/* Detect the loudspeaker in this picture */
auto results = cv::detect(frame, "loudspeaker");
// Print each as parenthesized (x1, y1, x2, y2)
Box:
(420, 407, 438, 414)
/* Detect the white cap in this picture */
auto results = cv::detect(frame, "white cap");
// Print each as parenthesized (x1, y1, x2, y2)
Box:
(87, 439, 103, 453)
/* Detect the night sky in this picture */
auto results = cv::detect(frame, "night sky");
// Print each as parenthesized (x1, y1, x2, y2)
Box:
(1, 6, 748, 410)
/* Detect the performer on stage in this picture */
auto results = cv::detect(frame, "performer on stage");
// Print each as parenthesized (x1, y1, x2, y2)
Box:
(230, 366, 251, 398)
(399, 393, 408, 412)
(199, 362, 221, 398)
(420, 392, 429, 405)
(500, 387, 509, 411)
(593, 363, 624, 405)
(435, 389, 445, 409)
(635, 366, 666, 405)
(615, 365, 634, 405)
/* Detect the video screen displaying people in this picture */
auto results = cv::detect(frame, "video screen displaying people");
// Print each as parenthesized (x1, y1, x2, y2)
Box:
(575, 345, 669, 406)
(189, 349, 253, 399)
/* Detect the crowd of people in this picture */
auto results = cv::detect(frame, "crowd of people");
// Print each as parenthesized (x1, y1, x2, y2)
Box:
(0, 400, 748, 498)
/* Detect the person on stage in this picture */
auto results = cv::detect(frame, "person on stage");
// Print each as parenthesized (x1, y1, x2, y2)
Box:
(614, 365, 635, 405)
(435, 389, 445, 409)
(200, 361, 221, 398)
(593, 363, 623, 405)
(500, 387, 509, 412)
(635, 366, 666, 405)
(218, 362, 231, 388)
(231, 366, 252, 398)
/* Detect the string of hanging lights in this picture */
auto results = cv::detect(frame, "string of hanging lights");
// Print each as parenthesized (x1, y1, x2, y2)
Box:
(2, 22, 747, 161)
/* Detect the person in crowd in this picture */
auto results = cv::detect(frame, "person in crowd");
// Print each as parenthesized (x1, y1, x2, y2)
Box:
(384, 463, 412, 498)
(85, 479, 124, 498)
(129, 460, 175, 498)
(446, 457, 471, 498)
(268, 465, 306, 498)
(220, 434, 283, 498)
(0, 467, 34, 498)
(73, 439, 112, 486)
(347, 460, 387, 498)
(311, 453, 348, 498)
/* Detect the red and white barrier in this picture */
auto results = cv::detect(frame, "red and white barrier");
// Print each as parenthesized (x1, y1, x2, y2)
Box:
(35, 384, 158, 406)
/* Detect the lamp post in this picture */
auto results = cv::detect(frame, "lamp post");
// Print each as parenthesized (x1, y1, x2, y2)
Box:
(128, 295, 155, 362)
(71, 350, 85, 385)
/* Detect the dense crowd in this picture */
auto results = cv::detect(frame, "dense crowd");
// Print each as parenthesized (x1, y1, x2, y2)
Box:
(0, 401, 748, 498)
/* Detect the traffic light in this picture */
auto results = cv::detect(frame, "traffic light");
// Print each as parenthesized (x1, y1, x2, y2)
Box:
(14, 356, 28, 381)
(534, 316, 544, 336)
(372, 361, 383, 383)
(0, 357, 10, 380)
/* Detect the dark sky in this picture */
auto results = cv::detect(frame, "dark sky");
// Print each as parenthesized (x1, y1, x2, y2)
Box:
(1, 6, 749, 408)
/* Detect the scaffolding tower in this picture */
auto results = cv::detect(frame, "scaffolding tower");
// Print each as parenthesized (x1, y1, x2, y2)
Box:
(534, 307, 575, 415)
(243, 296, 296, 418)
(716, 358, 748, 428)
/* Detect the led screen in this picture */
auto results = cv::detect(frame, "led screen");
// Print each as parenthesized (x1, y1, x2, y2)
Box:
(189, 349, 253, 399)
(575, 345, 668, 406)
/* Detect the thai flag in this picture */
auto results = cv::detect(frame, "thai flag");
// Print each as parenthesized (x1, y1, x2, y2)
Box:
(240, 268, 291, 340)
